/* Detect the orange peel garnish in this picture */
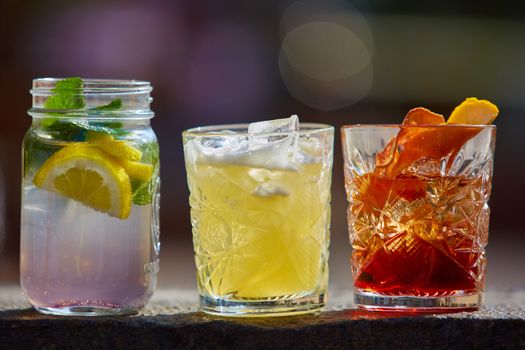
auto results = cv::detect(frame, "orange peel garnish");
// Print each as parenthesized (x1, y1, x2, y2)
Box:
(448, 97, 499, 125)
(403, 107, 445, 125)
(375, 97, 498, 177)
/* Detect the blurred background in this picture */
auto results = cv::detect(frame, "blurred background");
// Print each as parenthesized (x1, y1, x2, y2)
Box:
(1, 0, 524, 295)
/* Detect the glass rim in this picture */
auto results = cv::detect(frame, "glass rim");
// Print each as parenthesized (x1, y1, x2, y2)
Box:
(341, 123, 496, 130)
(31, 78, 153, 95)
(183, 122, 334, 137)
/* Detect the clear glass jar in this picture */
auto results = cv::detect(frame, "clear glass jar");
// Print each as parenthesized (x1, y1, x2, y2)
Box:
(21, 78, 160, 316)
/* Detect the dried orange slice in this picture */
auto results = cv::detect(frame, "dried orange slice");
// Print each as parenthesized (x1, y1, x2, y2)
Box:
(403, 107, 445, 125)
(448, 97, 499, 124)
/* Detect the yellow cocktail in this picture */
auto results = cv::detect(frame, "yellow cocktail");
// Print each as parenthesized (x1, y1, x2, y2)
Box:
(183, 119, 333, 316)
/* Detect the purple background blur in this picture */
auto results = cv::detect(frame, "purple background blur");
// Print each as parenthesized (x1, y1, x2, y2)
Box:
(1, 0, 524, 293)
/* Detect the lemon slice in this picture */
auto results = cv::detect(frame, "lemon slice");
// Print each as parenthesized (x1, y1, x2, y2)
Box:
(117, 159, 154, 182)
(33, 144, 132, 219)
(448, 97, 499, 124)
(87, 131, 153, 181)
(87, 131, 142, 161)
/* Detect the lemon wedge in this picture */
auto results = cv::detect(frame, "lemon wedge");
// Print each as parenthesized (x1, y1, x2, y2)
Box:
(117, 158, 154, 182)
(448, 97, 499, 124)
(33, 144, 132, 219)
(87, 131, 142, 161)
(87, 131, 152, 181)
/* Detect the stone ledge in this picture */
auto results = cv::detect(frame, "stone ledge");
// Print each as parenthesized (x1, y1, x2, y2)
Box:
(1, 287, 524, 350)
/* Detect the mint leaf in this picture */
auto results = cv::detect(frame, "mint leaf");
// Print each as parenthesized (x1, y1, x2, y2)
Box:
(44, 77, 85, 110)
(43, 119, 126, 141)
(24, 131, 58, 174)
(131, 141, 160, 205)
(92, 98, 122, 111)
(41, 78, 126, 141)
(44, 120, 87, 141)
(138, 141, 160, 165)
(88, 99, 124, 129)
(131, 179, 154, 205)
(89, 121, 125, 132)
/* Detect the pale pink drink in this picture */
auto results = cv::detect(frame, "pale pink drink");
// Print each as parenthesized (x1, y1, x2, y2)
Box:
(20, 78, 160, 316)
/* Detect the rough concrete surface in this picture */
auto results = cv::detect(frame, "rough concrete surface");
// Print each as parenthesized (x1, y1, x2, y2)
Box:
(1, 287, 524, 349)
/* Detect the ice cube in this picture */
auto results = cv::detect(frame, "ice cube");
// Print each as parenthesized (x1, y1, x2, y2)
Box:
(188, 116, 304, 171)
(248, 168, 290, 197)
(253, 182, 290, 197)
(199, 130, 248, 156)
(248, 115, 299, 134)
(404, 157, 444, 177)
(185, 130, 250, 166)
(248, 168, 279, 182)
(247, 115, 300, 170)
(296, 136, 324, 164)
(248, 115, 299, 150)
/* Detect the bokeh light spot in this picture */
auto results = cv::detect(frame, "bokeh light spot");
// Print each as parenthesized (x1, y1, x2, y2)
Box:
(279, 0, 374, 111)
(281, 21, 370, 82)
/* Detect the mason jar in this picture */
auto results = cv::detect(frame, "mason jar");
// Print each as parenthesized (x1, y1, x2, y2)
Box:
(21, 78, 160, 316)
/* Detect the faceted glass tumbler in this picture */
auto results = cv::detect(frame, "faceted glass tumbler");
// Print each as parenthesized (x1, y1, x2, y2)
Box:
(341, 124, 496, 311)
(183, 123, 334, 316)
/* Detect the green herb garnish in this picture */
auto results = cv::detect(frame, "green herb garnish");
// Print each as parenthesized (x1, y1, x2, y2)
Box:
(24, 131, 58, 175)
(41, 78, 126, 141)
(37, 77, 159, 206)
(44, 77, 85, 110)
(131, 179, 155, 205)
(44, 119, 127, 141)
(131, 141, 160, 205)
(92, 98, 122, 111)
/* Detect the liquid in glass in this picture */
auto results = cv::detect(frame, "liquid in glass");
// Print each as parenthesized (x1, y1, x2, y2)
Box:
(184, 117, 333, 316)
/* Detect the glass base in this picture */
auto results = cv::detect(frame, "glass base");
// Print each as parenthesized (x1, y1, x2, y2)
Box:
(354, 290, 482, 312)
(199, 293, 326, 317)
(35, 306, 139, 317)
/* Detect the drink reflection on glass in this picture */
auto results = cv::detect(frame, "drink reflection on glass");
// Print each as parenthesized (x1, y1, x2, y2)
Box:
(183, 116, 334, 316)
(342, 99, 497, 311)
